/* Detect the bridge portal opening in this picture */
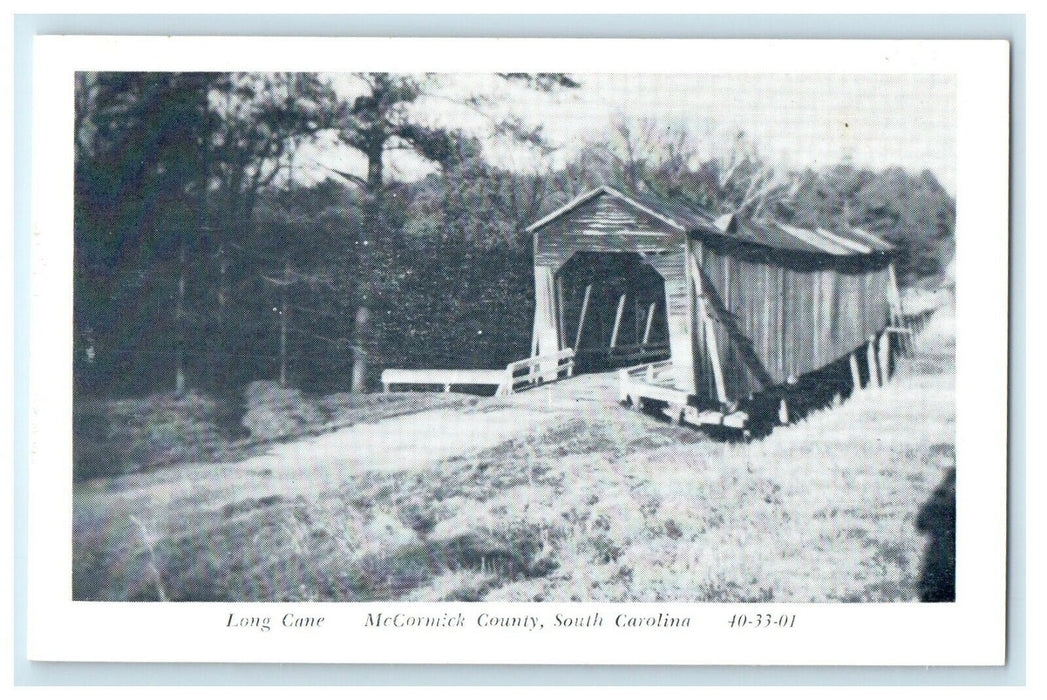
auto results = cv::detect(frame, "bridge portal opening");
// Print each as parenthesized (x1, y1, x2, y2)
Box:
(556, 252, 670, 373)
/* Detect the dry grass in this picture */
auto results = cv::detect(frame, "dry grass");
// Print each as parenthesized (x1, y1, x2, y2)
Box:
(73, 307, 955, 602)
(74, 388, 474, 482)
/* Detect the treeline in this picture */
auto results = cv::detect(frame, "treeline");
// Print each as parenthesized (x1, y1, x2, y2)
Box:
(74, 72, 955, 399)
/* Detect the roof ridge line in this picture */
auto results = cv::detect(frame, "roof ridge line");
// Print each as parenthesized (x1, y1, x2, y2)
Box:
(524, 183, 692, 234)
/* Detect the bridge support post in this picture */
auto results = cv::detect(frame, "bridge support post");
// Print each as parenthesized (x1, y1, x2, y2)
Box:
(867, 336, 880, 388)
(573, 284, 592, 351)
(533, 265, 561, 381)
(609, 293, 627, 349)
(877, 331, 891, 384)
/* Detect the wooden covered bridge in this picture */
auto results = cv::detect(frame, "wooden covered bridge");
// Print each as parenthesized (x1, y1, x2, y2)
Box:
(383, 184, 909, 431)
(526, 185, 908, 429)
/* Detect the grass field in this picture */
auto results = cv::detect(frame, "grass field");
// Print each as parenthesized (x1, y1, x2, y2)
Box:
(73, 305, 955, 603)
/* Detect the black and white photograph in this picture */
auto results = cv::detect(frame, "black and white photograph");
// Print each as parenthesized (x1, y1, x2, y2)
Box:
(24, 35, 1011, 667)
(70, 68, 959, 604)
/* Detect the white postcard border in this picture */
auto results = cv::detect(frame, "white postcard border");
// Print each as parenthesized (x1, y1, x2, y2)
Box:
(27, 36, 1010, 665)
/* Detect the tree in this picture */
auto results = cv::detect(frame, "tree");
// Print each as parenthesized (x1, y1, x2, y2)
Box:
(74, 72, 215, 395)
(581, 119, 953, 285)
(329, 72, 577, 392)
(326, 74, 453, 390)
(74, 72, 341, 395)
(204, 73, 338, 387)
(583, 120, 789, 220)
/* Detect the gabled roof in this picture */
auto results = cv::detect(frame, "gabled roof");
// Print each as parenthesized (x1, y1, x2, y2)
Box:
(526, 184, 893, 257)
(621, 187, 718, 231)
(524, 185, 716, 234)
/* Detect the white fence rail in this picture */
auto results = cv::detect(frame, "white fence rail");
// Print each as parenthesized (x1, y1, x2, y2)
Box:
(381, 368, 508, 394)
(623, 358, 675, 384)
(617, 359, 749, 430)
(500, 348, 575, 395)
(381, 349, 575, 396)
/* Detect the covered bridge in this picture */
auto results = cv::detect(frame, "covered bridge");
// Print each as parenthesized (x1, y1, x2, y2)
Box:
(526, 185, 906, 428)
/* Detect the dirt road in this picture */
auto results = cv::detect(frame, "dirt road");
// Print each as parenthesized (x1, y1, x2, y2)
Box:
(84, 372, 629, 509)
(245, 371, 625, 481)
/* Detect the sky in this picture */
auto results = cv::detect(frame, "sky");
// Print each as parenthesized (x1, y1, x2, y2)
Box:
(299, 72, 957, 196)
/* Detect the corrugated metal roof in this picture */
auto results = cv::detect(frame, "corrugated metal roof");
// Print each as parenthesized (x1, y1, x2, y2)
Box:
(777, 223, 856, 255)
(718, 219, 831, 255)
(701, 218, 895, 257)
(845, 226, 895, 252)
(815, 227, 872, 254)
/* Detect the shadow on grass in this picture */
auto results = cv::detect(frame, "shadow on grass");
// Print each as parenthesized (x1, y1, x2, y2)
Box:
(916, 461, 956, 602)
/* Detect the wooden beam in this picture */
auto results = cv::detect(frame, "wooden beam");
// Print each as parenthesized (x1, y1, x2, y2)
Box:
(645, 247, 696, 395)
(573, 284, 592, 351)
(556, 275, 566, 351)
(530, 315, 539, 358)
(688, 251, 728, 406)
(609, 293, 627, 349)
(867, 336, 880, 388)
(698, 410, 724, 425)
(888, 262, 905, 320)
(703, 301, 729, 406)
(723, 411, 749, 429)
(634, 297, 641, 345)
(849, 351, 862, 391)
(888, 262, 914, 354)
(642, 301, 657, 345)
(877, 331, 891, 383)
(533, 265, 560, 381)
(381, 368, 511, 394)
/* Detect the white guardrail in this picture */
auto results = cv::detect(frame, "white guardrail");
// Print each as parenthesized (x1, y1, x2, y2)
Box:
(381, 348, 575, 396)
(499, 348, 575, 395)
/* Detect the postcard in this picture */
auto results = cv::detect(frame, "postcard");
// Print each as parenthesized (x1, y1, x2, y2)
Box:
(26, 35, 1009, 665)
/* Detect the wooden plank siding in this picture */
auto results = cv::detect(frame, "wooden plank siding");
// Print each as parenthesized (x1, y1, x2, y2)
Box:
(527, 187, 896, 415)
(645, 249, 696, 393)
(532, 265, 560, 378)
(533, 193, 683, 270)
(695, 243, 893, 405)
(533, 191, 693, 391)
